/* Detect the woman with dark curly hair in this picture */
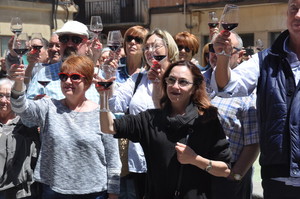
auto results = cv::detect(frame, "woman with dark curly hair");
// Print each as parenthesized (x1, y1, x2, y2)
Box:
(98, 60, 231, 199)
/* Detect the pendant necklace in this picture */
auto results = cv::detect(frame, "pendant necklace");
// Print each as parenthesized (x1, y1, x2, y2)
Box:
(66, 100, 86, 122)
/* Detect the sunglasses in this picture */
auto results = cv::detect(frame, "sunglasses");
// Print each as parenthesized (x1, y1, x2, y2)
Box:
(32, 45, 43, 50)
(208, 43, 241, 54)
(58, 72, 85, 82)
(126, 35, 143, 44)
(177, 45, 191, 53)
(165, 76, 193, 87)
(59, 35, 84, 45)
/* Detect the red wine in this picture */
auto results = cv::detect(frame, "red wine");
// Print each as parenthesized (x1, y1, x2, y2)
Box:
(108, 45, 120, 52)
(12, 30, 22, 34)
(208, 23, 219, 28)
(38, 81, 50, 87)
(13, 48, 29, 56)
(154, 55, 166, 61)
(221, 23, 238, 31)
(97, 82, 113, 89)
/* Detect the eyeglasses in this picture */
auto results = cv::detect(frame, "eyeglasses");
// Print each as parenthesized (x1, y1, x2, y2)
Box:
(177, 45, 191, 53)
(126, 35, 143, 44)
(49, 43, 60, 48)
(59, 35, 85, 45)
(208, 43, 241, 54)
(165, 76, 193, 87)
(0, 93, 10, 100)
(58, 72, 85, 82)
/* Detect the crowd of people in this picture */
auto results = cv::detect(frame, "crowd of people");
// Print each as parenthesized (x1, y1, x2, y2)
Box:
(1, 0, 300, 198)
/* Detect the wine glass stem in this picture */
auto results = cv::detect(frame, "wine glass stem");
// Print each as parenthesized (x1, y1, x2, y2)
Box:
(19, 56, 23, 65)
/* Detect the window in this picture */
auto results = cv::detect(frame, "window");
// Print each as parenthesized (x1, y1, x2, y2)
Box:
(269, 32, 281, 45)
(239, 33, 254, 49)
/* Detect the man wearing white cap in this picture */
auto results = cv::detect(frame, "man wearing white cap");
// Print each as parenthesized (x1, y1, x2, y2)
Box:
(26, 21, 100, 102)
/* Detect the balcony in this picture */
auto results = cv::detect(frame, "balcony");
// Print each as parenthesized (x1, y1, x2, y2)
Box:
(84, 0, 149, 27)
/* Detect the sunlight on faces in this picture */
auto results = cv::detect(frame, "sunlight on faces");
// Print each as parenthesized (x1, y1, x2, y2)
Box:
(166, 65, 195, 107)
(0, 83, 12, 113)
(48, 34, 61, 63)
(31, 38, 48, 63)
(144, 34, 166, 66)
(59, 34, 89, 61)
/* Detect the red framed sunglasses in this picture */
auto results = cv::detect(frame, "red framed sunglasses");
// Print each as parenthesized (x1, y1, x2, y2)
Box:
(58, 72, 85, 82)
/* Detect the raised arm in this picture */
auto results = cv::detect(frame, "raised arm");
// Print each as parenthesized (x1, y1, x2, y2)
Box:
(213, 31, 233, 89)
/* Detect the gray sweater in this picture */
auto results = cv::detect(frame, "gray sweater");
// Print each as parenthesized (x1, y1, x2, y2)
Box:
(11, 95, 121, 195)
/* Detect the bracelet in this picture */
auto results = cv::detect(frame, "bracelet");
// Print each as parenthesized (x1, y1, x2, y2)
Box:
(11, 89, 26, 96)
(216, 50, 231, 57)
(205, 160, 213, 172)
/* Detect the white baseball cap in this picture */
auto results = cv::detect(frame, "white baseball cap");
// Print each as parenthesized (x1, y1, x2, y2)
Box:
(55, 21, 89, 37)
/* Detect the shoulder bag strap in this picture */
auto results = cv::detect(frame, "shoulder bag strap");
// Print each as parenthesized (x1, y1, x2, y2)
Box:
(125, 72, 143, 115)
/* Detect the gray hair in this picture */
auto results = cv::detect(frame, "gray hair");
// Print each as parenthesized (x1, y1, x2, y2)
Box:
(0, 78, 14, 88)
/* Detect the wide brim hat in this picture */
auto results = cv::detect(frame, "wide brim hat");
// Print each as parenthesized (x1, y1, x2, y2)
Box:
(55, 21, 89, 37)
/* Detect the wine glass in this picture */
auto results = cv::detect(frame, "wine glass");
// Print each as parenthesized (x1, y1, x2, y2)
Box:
(152, 38, 168, 82)
(30, 33, 44, 53)
(37, 68, 51, 94)
(12, 33, 30, 65)
(208, 11, 219, 28)
(107, 30, 123, 53)
(220, 4, 239, 31)
(97, 64, 116, 112)
(10, 17, 23, 35)
(90, 16, 103, 39)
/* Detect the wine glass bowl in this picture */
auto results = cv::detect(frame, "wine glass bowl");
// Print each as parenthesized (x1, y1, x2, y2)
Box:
(220, 4, 239, 31)
(90, 16, 103, 39)
(12, 33, 30, 64)
(151, 39, 168, 83)
(10, 17, 23, 35)
(37, 69, 51, 94)
(107, 30, 123, 52)
(208, 11, 219, 28)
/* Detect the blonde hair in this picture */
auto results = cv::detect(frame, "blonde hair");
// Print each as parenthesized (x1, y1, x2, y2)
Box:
(174, 31, 199, 56)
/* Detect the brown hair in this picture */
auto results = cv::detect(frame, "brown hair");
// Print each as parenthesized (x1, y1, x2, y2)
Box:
(160, 60, 218, 121)
(60, 55, 94, 88)
(174, 31, 200, 56)
(123, 26, 148, 55)
(201, 43, 210, 67)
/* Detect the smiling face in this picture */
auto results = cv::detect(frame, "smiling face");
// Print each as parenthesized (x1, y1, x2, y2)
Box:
(48, 34, 61, 64)
(59, 34, 89, 61)
(166, 65, 195, 109)
(0, 83, 12, 115)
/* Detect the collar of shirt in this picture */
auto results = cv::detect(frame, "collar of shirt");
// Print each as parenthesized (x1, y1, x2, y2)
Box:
(283, 36, 300, 69)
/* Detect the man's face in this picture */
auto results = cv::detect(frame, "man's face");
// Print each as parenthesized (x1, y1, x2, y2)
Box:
(48, 34, 61, 64)
(287, 0, 300, 38)
(59, 34, 89, 61)
(31, 39, 48, 64)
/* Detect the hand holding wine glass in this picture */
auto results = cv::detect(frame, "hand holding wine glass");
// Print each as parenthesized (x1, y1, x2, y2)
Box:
(37, 69, 51, 95)
(13, 33, 30, 65)
(10, 17, 23, 35)
(107, 30, 123, 57)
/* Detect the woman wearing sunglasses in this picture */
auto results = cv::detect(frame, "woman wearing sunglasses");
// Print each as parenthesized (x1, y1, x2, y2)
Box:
(174, 31, 200, 65)
(108, 28, 178, 199)
(98, 60, 231, 199)
(9, 55, 121, 199)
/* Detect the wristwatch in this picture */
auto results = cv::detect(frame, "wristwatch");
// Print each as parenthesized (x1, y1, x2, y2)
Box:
(233, 173, 242, 181)
(205, 160, 212, 172)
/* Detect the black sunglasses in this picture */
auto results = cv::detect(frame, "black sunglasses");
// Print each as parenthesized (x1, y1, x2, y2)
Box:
(59, 35, 84, 45)
(177, 45, 191, 53)
(126, 35, 143, 44)
(58, 72, 85, 82)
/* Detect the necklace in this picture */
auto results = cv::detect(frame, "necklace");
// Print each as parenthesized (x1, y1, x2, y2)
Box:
(64, 99, 86, 122)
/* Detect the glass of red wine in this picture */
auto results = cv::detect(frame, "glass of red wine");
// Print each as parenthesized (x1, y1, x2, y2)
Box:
(90, 16, 103, 39)
(12, 33, 30, 77)
(37, 69, 51, 94)
(208, 11, 219, 28)
(220, 4, 239, 31)
(10, 17, 23, 35)
(107, 30, 123, 58)
(152, 39, 168, 82)
(97, 64, 116, 112)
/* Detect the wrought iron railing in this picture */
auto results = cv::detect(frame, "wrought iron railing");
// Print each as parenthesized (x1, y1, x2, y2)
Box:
(85, 0, 149, 26)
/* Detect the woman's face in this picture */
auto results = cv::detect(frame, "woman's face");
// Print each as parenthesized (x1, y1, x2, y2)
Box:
(144, 34, 169, 69)
(60, 71, 87, 98)
(166, 65, 195, 108)
(125, 34, 143, 58)
(178, 44, 193, 61)
(0, 83, 12, 115)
